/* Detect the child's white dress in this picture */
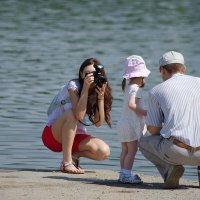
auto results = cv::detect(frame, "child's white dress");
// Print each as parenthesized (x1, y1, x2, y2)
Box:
(117, 84, 146, 142)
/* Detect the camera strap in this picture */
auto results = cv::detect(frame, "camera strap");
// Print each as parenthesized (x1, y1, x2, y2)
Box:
(79, 106, 100, 126)
(78, 120, 96, 126)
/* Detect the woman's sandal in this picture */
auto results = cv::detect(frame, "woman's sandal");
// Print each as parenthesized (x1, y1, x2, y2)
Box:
(60, 161, 84, 174)
(72, 156, 85, 173)
(72, 156, 81, 168)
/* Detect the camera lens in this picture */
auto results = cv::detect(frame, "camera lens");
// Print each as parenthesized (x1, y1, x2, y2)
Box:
(94, 74, 106, 87)
(93, 64, 106, 87)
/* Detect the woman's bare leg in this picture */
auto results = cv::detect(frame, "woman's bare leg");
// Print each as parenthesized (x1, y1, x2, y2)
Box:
(73, 137, 110, 160)
(51, 110, 83, 173)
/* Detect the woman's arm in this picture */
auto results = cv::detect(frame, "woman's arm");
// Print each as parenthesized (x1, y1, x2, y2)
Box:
(94, 84, 106, 127)
(69, 74, 94, 120)
(69, 88, 88, 120)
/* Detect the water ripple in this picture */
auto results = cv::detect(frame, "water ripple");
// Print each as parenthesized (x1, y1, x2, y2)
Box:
(0, 0, 200, 180)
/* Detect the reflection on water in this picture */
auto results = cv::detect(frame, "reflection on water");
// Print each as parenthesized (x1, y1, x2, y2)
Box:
(0, 0, 200, 180)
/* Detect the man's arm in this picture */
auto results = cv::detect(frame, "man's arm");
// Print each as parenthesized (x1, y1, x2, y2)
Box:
(146, 91, 163, 135)
(147, 125, 162, 135)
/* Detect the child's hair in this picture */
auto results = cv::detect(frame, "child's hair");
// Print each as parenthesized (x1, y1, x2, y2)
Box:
(122, 78, 126, 92)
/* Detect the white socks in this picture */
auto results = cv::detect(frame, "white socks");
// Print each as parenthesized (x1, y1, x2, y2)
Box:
(119, 169, 132, 177)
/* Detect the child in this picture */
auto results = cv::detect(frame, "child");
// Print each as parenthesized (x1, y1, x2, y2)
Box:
(117, 55, 150, 183)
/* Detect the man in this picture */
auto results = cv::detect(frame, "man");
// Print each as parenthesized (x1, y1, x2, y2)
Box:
(139, 51, 200, 189)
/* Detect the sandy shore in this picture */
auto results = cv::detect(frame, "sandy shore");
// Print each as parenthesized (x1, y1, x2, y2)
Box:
(0, 169, 199, 200)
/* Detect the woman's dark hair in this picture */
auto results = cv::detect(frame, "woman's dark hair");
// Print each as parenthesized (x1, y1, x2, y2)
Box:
(78, 58, 113, 127)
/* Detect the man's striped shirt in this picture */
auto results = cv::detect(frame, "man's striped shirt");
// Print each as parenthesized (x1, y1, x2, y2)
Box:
(146, 73, 200, 147)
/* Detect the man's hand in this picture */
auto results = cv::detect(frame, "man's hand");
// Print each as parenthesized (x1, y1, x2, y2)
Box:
(147, 125, 162, 135)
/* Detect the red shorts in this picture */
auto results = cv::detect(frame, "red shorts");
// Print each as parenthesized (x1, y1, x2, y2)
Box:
(42, 126, 92, 153)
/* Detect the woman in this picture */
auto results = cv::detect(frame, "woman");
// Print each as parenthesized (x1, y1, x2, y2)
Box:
(42, 58, 113, 174)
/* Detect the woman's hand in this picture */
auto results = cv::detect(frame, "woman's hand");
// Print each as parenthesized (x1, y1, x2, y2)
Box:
(73, 73, 94, 120)
(83, 73, 94, 90)
(94, 83, 107, 127)
(95, 83, 107, 100)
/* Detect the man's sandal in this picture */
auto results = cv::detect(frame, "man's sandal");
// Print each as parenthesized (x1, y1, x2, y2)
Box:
(60, 161, 84, 174)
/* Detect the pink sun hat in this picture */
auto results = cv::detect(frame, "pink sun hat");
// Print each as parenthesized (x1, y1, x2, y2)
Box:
(123, 55, 151, 79)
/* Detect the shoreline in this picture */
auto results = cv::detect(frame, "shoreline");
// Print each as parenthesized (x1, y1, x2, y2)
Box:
(0, 169, 199, 200)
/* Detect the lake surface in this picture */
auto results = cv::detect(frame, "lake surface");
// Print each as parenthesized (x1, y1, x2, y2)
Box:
(0, 0, 200, 180)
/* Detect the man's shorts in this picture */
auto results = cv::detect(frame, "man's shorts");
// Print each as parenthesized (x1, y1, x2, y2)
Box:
(42, 126, 92, 153)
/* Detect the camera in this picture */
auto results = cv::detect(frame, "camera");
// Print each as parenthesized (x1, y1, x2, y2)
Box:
(93, 64, 106, 87)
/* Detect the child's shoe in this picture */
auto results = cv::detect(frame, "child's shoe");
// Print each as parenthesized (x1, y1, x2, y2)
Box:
(119, 174, 143, 184)
(118, 171, 123, 183)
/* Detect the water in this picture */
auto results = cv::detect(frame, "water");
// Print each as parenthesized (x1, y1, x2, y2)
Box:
(1, 0, 200, 180)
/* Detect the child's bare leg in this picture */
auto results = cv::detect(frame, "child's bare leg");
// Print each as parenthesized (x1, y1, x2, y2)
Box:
(120, 142, 128, 169)
(123, 140, 138, 170)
